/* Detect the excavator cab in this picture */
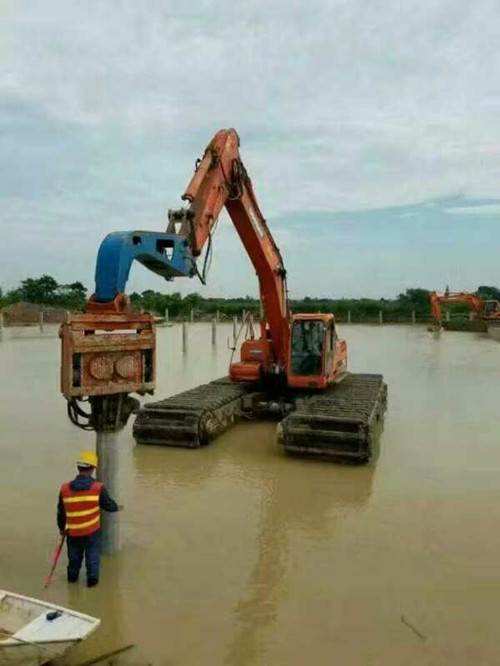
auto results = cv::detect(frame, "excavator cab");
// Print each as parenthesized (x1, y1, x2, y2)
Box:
(287, 314, 347, 389)
(483, 300, 500, 318)
(290, 319, 324, 376)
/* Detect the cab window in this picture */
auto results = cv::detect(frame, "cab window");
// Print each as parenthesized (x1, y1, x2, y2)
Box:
(290, 320, 324, 376)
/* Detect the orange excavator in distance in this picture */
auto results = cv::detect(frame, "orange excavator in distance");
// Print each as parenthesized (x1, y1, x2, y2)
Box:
(429, 289, 500, 330)
(60, 129, 387, 462)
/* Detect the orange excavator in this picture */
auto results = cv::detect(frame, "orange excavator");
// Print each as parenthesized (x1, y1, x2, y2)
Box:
(429, 289, 500, 329)
(166, 129, 347, 390)
(61, 129, 387, 461)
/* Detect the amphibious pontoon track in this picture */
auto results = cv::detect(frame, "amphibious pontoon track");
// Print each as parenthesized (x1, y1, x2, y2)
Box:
(133, 378, 254, 447)
(279, 373, 387, 462)
(133, 373, 387, 462)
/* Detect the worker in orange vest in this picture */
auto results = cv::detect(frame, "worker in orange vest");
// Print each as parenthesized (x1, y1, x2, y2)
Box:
(57, 451, 121, 588)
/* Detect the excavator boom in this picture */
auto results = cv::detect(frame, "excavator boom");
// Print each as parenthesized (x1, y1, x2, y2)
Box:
(169, 129, 290, 373)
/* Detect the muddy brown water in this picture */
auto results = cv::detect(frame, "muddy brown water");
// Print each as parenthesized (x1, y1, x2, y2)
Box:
(1, 323, 500, 665)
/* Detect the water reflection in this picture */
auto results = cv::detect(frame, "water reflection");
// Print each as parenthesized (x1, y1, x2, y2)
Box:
(132, 442, 225, 490)
(222, 434, 376, 666)
(131, 419, 376, 666)
(63, 553, 127, 664)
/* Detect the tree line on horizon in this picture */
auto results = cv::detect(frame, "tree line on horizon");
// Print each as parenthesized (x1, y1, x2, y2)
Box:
(1, 275, 500, 321)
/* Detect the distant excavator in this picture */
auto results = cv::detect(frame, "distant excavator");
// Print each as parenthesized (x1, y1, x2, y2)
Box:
(60, 129, 387, 462)
(429, 289, 500, 330)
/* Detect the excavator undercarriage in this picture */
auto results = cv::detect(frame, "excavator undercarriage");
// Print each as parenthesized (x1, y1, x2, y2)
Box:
(133, 373, 387, 463)
(278, 373, 387, 461)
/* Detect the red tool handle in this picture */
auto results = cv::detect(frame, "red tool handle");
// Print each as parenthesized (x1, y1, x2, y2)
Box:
(44, 532, 67, 589)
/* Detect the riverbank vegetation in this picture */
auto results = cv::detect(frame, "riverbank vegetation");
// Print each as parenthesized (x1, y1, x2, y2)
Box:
(1, 276, 499, 322)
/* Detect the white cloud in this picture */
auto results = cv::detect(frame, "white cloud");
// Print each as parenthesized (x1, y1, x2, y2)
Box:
(445, 204, 500, 216)
(1, 0, 500, 294)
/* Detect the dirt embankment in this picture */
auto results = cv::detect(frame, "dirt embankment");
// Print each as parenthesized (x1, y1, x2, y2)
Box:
(1, 302, 68, 326)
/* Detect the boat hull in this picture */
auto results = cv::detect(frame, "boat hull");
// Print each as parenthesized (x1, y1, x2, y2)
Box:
(0, 590, 100, 666)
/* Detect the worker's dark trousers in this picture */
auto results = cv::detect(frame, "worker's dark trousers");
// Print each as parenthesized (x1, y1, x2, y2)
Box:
(67, 530, 101, 582)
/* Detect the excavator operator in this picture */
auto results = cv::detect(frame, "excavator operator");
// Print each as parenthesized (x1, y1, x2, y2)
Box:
(290, 320, 324, 375)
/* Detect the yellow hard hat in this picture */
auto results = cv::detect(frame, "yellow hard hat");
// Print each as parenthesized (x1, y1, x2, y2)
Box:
(77, 451, 98, 468)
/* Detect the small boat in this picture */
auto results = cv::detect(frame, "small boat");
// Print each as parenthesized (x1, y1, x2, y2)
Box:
(0, 590, 100, 665)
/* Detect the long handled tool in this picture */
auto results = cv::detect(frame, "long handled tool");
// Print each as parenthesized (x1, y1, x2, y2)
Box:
(44, 532, 67, 589)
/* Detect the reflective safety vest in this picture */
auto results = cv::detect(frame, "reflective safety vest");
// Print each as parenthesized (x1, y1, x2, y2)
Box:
(60, 480, 103, 537)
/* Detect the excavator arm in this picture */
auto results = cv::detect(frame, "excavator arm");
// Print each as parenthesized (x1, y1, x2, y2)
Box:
(169, 129, 290, 370)
(88, 130, 289, 360)
(429, 290, 485, 325)
(61, 129, 290, 428)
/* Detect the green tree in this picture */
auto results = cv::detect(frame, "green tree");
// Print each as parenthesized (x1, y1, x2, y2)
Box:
(397, 288, 431, 315)
(56, 281, 87, 309)
(19, 275, 59, 304)
(477, 285, 500, 301)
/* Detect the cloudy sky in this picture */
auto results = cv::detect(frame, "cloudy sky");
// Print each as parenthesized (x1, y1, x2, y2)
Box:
(1, 0, 500, 299)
